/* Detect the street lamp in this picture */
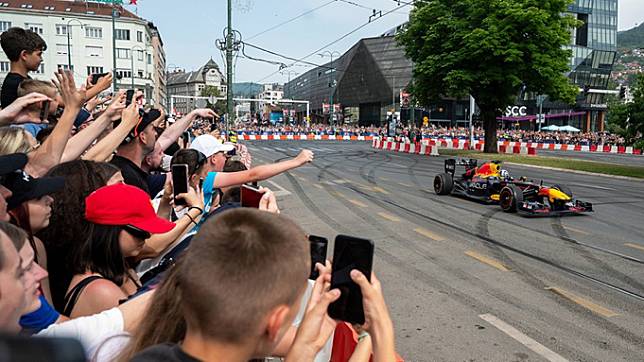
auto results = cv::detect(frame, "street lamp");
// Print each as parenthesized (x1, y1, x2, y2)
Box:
(318, 50, 340, 126)
(130, 44, 146, 90)
(65, 18, 85, 69)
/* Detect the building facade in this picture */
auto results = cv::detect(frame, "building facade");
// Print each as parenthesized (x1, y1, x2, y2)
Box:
(0, 0, 165, 107)
(148, 21, 166, 110)
(286, 1, 618, 131)
(166, 58, 226, 115)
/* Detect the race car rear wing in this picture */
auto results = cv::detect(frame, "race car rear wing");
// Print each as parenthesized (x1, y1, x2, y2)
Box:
(444, 158, 478, 175)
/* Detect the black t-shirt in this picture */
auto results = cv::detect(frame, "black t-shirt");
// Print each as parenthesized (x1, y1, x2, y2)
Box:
(110, 155, 150, 195)
(1, 72, 28, 108)
(131, 343, 201, 362)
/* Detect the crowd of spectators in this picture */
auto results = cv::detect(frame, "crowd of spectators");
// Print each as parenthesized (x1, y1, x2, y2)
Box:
(232, 124, 629, 147)
(0, 27, 398, 361)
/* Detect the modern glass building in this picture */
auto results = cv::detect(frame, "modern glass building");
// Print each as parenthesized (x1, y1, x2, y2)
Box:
(285, 1, 618, 130)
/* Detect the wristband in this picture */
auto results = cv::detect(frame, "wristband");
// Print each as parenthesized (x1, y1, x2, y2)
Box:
(358, 331, 370, 341)
(188, 206, 204, 215)
(185, 213, 198, 226)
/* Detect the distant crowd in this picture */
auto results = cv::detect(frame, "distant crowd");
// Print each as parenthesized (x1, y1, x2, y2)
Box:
(231, 123, 629, 147)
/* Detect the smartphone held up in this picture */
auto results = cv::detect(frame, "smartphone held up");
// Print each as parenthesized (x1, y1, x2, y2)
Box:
(328, 235, 374, 325)
(172, 164, 189, 207)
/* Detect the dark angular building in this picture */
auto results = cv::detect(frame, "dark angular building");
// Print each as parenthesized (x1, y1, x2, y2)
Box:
(286, 0, 618, 131)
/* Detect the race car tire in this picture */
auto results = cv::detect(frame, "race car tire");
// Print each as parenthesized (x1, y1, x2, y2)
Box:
(499, 184, 523, 212)
(434, 173, 454, 195)
(552, 184, 573, 198)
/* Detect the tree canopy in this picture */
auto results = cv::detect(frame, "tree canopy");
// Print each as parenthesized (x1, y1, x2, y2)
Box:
(397, 0, 579, 152)
(607, 74, 644, 149)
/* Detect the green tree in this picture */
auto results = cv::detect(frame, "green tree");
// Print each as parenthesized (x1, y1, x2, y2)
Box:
(200, 86, 227, 116)
(607, 74, 644, 149)
(397, 0, 579, 152)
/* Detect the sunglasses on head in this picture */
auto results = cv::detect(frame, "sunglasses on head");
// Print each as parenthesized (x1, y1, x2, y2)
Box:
(122, 224, 151, 240)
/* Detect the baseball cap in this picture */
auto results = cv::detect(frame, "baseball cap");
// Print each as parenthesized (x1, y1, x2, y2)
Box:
(118, 108, 163, 144)
(0, 153, 28, 176)
(85, 183, 175, 234)
(190, 135, 234, 158)
(2, 170, 65, 210)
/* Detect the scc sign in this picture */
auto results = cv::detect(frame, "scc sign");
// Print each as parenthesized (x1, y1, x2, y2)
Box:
(504, 106, 527, 117)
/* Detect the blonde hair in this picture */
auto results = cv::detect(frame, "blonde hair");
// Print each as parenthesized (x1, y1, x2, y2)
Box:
(17, 79, 57, 112)
(0, 127, 33, 155)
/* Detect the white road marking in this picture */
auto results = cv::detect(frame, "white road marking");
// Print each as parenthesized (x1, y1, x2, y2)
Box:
(571, 183, 615, 191)
(273, 147, 286, 152)
(288, 148, 300, 152)
(266, 180, 291, 196)
(479, 314, 568, 362)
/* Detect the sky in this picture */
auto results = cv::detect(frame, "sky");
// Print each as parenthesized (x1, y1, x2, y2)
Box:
(136, 0, 644, 85)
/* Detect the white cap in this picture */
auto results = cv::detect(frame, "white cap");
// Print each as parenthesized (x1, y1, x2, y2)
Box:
(190, 135, 235, 157)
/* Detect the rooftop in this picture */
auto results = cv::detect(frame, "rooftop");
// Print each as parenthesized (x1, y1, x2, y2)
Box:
(0, 0, 139, 20)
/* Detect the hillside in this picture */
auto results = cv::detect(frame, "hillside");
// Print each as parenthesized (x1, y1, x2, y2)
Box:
(617, 23, 644, 49)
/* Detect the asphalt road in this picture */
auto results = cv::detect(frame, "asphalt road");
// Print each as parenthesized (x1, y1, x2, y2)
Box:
(246, 140, 644, 362)
(538, 149, 644, 167)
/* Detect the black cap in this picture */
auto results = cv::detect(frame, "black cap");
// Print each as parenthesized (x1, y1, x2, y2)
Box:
(119, 108, 162, 144)
(0, 154, 28, 176)
(2, 171, 65, 210)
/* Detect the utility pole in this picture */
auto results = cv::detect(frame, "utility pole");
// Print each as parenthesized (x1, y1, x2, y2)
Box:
(537, 94, 545, 131)
(226, 0, 234, 134)
(112, 4, 118, 91)
(319, 51, 340, 126)
(469, 95, 475, 149)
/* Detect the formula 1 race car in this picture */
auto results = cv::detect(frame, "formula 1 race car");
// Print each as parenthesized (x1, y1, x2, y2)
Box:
(433, 159, 593, 216)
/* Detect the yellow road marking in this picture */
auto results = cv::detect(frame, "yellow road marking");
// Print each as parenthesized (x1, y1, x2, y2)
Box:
(372, 186, 390, 194)
(377, 212, 400, 222)
(624, 243, 644, 252)
(414, 228, 445, 241)
(465, 251, 510, 271)
(380, 177, 390, 181)
(563, 226, 589, 235)
(545, 287, 619, 318)
(398, 182, 413, 187)
(348, 199, 368, 208)
(313, 184, 324, 189)
(330, 191, 344, 197)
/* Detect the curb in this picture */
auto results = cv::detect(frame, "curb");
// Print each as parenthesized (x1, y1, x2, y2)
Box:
(503, 162, 644, 181)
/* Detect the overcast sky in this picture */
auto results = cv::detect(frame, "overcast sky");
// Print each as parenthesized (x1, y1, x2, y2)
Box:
(137, 0, 644, 84)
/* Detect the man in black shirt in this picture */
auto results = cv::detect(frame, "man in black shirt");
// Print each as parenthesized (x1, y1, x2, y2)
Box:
(0, 28, 46, 108)
(110, 108, 163, 195)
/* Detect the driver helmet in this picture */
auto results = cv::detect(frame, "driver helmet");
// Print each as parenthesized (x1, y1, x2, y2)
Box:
(500, 169, 510, 179)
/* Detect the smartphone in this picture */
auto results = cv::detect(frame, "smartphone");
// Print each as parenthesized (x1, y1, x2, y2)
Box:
(125, 89, 135, 107)
(91, 72, 109, 85)
(171, 164, 189, 206)
(309, 235, 328, 280)
(328, 235, 374, 325)
(39, 100, 50, 122)
(240, 184, 263, 208)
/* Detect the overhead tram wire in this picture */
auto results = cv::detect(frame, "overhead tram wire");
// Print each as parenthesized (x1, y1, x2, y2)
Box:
(245, 0, 339, 41)
(252, 1, 410, 84)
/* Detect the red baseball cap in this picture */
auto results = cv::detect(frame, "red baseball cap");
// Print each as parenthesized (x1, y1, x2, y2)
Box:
(85, 183, 175, 234)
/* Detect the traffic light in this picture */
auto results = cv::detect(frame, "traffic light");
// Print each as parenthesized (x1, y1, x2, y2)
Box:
(619, 86, 626, 99)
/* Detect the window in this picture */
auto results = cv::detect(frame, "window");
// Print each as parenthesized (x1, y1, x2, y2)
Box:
(35, 63, 45, 74)
(147, 53, 152, 65)
(114, 29, 130, 40)
(0, 61, 9, 72)
(116, 48, 130, 59)
(137, 70, 144, 78)
(58, 64, 73, 71)
(137, 31, 143, 42)
(137, 50, 144, 61)
(56, 44, 70, 56)
(85, 46, 103, 57)
(85, 26, 102, 39)
(55, 24, 69, 36)
(25, 23, 44, 35)
(115, 69, 132, 79)
(0, 21, 11, 33)
(87, 66, 104, 76)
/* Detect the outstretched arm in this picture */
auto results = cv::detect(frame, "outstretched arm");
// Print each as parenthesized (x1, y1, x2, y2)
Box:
(157, 108, 217, 151)
(25, 70, 86, 177)
(214, 150, 314, 188)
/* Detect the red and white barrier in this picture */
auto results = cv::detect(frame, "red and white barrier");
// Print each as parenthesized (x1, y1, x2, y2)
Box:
(237, 134, 641, 155)
(421, 139, 536, 155)
(372, 138, 438, 156)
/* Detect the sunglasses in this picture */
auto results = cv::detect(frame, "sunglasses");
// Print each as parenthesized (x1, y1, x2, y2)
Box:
(122, 224, 151, 240)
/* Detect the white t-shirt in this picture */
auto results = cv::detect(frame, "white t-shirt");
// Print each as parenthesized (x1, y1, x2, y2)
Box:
(36, 307, 124, 359)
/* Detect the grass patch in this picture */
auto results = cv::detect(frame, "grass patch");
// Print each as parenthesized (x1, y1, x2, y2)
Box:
(439, 149, 644, 179)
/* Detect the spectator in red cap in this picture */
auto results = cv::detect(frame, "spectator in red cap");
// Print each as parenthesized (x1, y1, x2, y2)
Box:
(63, 183, 175, 319)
